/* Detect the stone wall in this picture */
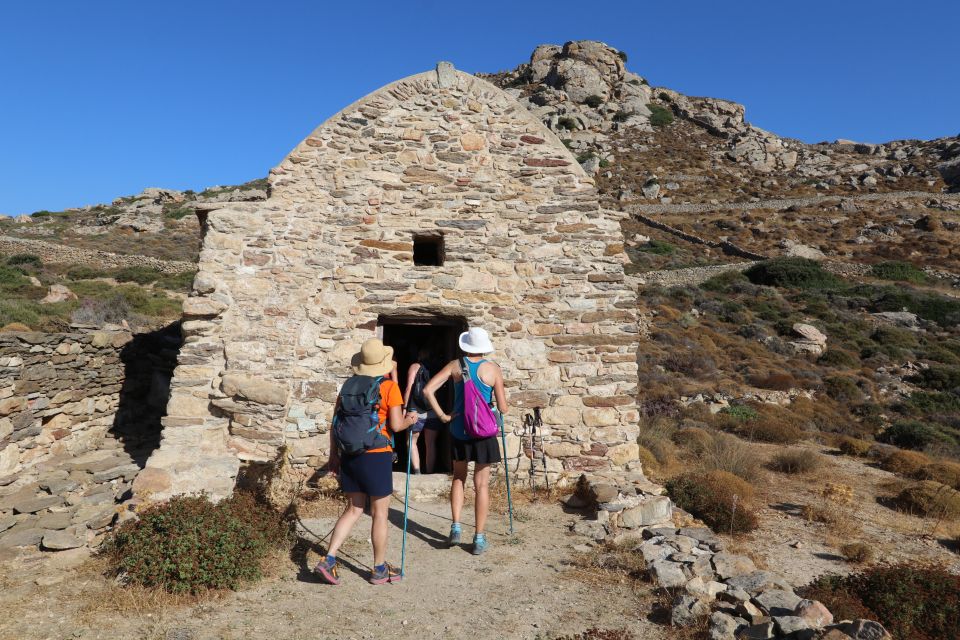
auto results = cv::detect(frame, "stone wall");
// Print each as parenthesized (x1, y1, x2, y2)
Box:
(136, 64, 642, 502)
(0, 327, 180, 550)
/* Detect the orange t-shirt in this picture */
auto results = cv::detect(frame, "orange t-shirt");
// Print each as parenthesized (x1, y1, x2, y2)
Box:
(367, 379, 404, 454)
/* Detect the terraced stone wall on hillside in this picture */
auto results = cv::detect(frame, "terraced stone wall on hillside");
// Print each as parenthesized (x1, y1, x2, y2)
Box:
(0, 327, 180, 550)
(136, 63, 643, 502)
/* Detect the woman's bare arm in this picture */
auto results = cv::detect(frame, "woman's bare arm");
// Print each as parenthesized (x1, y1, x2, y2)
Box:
(423, 360, 458, 423)
(492, 364, 508, 414)
(403, 362, 420, 411)
(388, 404, 417, 432)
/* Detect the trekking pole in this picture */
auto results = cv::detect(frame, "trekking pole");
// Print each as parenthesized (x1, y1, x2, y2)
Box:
(523, 413, 535, 490)
(400, 427, 412, 577)
(534, 407, 549, 492)
(498, 411, 514, 534)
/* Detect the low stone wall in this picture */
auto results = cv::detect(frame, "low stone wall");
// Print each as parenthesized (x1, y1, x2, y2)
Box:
(0, 326, 180, 550)
(573, 473, 893, 640)
(0, 235, 195, 274)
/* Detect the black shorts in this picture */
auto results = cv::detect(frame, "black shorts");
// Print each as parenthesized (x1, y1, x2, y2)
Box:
(339, 451, 393, 497)
(451, 436, 502, 465)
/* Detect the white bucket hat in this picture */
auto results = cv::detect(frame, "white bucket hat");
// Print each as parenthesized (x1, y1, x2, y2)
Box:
(458, 327, 494, 354)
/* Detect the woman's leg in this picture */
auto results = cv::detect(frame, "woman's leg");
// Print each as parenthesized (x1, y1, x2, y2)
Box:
(450, 460, 468, 524)
(410, 431, 421, 472)
(326, 492, 365, 556)
(473, 463, 491, 534)
(424, 428, 437, 474)
(369, 494, 391, 566)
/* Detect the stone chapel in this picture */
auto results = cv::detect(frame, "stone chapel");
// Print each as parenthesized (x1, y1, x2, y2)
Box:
(133, 63, 641, 502)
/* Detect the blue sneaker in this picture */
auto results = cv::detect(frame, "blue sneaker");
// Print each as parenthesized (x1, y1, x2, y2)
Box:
(369, 562, 402, 585)
(447, 523, 462, 547)
(472, 533, 489, 555)
(313, 555, 340, 585)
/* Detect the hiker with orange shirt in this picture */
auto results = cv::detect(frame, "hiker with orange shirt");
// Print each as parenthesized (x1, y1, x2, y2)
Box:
(314, 338, 417, 585)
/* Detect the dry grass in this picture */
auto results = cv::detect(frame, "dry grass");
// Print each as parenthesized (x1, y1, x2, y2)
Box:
(838, 436, 873, 457)
(802, 481, 861, 538)
(565, 541, 651, 590)
(768, 448, 825, 474)
(881, 449, 932, 476)
(840, 542, 876, 564)
(696, 432, 762, 482)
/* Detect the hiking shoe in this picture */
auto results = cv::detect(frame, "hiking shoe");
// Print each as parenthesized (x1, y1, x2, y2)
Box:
(472, 533, 489, 555)
(313, 556, 340, 585)
(446, 524, 462, 547)
(369, 562, 402, 585)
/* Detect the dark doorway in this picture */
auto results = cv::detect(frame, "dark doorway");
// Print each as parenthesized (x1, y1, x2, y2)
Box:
(380, 314, 466, 474)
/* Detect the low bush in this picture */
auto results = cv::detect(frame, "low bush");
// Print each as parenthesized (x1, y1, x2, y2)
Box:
(105, 492, 288, 594)
(839, 542, 875, 564)
(697, 433, 761, 482)
(612, 110, 632, 123)
(155, 269, 197, 292)
(744, 258, 841, 290)
(665, 470, 758, 534)
(583, 94, 604, 108)
(66, 265, 108, 280)
(70, 296, 130, 327)
(636, 445, 660, 474)
(871, 260, 928, 283)
(899, 391, 960, 416)
(837, 436, 872, 457)
(556, 116, 578, 130)
(896, 481, 960, 519)
(749, 372, 798, 391)
(6, 253, 42, 269)
(880, 448, 931, 476)
(869, 287, 960, 328)
(878, 421, 940, 450)
(0, 265, 28, 292)
(914, 460, 960, 490)
(818, 348, 860, 368)
(0, 299, 41, 328)
(823, 376, 864, 403)
(700, 270, 750, 293)
(799, 564, 960, 640)
(671, 426, 714, 455)
(720, 404, 758, 422)
(647, 103, 674, 127)
(636, 239, 676, 255)
(910, 366, 960, 392)
(112, 266, 161, 285)
(769, 449, 824, 474)
(662, 350, 716, 378)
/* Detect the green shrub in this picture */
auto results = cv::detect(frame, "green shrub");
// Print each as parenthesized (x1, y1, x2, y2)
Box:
(576, 153, 597, 164)
(66, 265, 108, 280)
(910, 366, 960, 392)
(896, 481, 960, 519)
(800, 564, 960, 640)
(823, 376, 865, 403)
(0, 265, 29, 292)
(871, 325, 920, 351)
(871, 261, 927, 283)
(899, 391, 960, 416)
(6, 254, 42, 269)
(700, 270, 750, 293)
(666, 470, 758, 534)
(879, 421, 940, 450)
(111, 266, 161, 285)
(105, 492, 287, 594)
(557, 117, 577, 130)
(647, 104, 674, 127)
(818, 348, 860, 368)
(769, 449, 824, 474)
(869, 287, 960, 327)
(0, 299, 41, 328)
(616, 50, 628, 62)
(164, 206, 194, 220)
(744, 258, 841, 290)
(636, 239, 676, 255)
(612, 110, 632, 123)
(155, 270, 197, 292)
(721, 404, 758, 422)
(583, 94, 604, 108)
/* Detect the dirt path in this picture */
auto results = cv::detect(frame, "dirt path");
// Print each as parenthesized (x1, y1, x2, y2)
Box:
(0, 498, 668, 640)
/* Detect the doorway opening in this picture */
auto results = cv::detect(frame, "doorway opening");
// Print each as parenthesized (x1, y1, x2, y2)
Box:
(379, 314, 466, 474)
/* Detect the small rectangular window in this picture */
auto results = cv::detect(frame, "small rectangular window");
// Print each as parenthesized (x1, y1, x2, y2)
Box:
(413, 234, 444, 266)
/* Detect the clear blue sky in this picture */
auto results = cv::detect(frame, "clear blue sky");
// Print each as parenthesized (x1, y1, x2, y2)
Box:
(2, 1, 957, 215)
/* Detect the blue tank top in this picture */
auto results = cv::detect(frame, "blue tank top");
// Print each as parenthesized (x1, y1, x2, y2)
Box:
(451, 358, 494, 441)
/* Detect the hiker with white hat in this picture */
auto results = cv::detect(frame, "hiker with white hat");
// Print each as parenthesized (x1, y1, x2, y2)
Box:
(314, 338, 418, 585)
(422, 326, 509, 555)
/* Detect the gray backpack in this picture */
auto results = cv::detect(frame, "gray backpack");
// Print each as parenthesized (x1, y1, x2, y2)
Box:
(332, 375, 392, 456)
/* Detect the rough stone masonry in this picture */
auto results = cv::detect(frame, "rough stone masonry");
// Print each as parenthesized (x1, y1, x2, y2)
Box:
(133, 63, 643, 502)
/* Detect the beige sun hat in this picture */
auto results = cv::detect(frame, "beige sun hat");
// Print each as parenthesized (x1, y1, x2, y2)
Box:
(351, 338, 395, 377)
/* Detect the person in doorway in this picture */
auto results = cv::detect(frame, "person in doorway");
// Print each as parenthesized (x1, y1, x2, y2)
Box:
(402, 346, 443, 474)
(422, 327, 508, 555)
(314, 338, 417, 585)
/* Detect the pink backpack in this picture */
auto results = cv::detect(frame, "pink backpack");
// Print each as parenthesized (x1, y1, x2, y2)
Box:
(461, 358, 500, 439)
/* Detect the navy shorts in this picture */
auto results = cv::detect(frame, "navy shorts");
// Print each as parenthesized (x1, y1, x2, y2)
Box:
(339, 451, 393, 497)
